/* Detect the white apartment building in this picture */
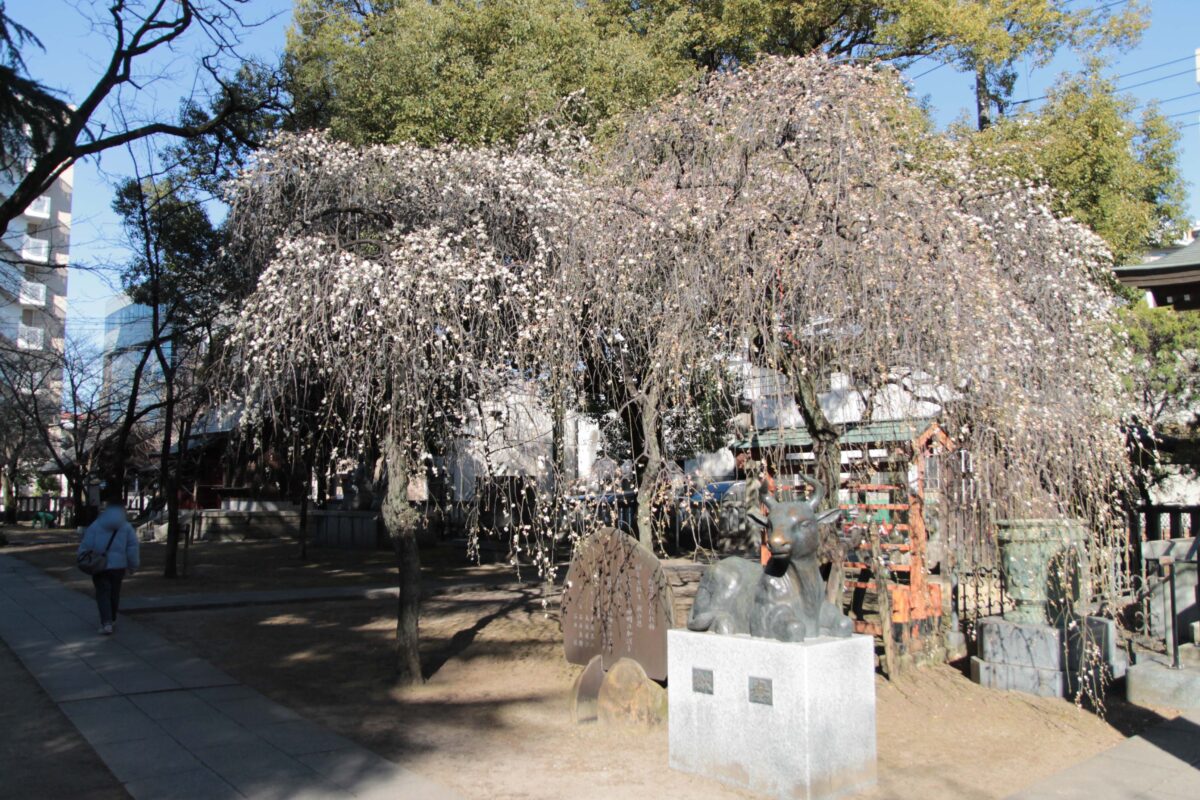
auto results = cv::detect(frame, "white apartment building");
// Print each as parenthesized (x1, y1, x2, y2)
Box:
(0, 164, 71, 356)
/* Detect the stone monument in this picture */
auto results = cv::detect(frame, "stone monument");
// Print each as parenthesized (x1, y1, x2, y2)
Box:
(562, 527, 675, 724)
(562, 527, 674, 679)
(670, 478, 877, 800)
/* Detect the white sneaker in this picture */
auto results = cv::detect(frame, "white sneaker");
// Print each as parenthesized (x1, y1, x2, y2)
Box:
(100, 623, 113, 635)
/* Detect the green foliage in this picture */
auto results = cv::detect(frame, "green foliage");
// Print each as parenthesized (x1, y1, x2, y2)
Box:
(592, 1, 1145, 91)
(111, 179, 227, 331)
(0, 3, 69, 174)
(970, 70, 1188, 265)
(1120, 301, 1200, 429)
(167, 62, 287, 197)
(874, 0, 1145, 127)
(594, 0, 1134, 66)
(881, 0, 1145, 69)
(285, 0, 696, 146)
(286, 1, 1146, 144)
(591, 0, 891, 68)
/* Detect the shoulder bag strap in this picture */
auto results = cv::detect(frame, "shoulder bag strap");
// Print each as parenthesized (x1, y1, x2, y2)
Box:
(101, 529, 119, 554)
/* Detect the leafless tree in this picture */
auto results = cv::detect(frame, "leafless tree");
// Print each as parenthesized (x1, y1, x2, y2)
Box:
(0, 1, 280, 232)
(0, 336, 126, 520)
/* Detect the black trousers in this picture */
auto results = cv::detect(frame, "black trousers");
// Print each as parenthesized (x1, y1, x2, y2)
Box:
(92, 569, 126, 625)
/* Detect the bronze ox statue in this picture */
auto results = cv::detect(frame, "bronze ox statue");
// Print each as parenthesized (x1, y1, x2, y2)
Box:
(687, 476, 854, 642)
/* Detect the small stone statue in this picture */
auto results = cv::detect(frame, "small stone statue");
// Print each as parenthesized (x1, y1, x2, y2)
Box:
(687, 476, 854, 642)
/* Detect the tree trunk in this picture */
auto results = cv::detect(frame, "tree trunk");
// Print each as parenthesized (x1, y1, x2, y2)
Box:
(3, 460, 17, 525)
(67, 478, 84, 529)
(792, 370, 841, 505)
(315, 438, 330, 507)
(870, 526, 900, 678)
(551, 388, 566, 492)
(791, 366, 846, 595)
(975, 64, 992, 131)
(298, 492, 310, 561)
(106, 344, 158, 498)
(382, 434, 423, 685)
(160, 380, 179, 579)
(634, 389, 663, 548)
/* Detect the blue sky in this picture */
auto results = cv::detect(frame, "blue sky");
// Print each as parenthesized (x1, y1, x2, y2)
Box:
(8, 0, 293, 346)
(7, 0, 1200, 348)
(905, 0, 1200, 214)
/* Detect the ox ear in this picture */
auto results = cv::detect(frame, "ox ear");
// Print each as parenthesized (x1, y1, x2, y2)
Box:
(815, 507, 842, 526)
(747, 510, 768, 529)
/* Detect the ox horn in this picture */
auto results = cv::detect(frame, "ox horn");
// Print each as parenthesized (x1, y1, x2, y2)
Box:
(798, 473, 825, 510)
(758, 481, 777, 510)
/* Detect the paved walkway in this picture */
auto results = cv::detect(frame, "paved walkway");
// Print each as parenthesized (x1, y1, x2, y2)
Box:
(0, 554, 461, 800)
(1008, 709, 1200, 800)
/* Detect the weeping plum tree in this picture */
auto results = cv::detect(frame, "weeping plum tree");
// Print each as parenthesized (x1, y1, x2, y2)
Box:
(226, 56, 1135, 683)
(588, 57, 1133, 607)
(224, 131, 585, 683)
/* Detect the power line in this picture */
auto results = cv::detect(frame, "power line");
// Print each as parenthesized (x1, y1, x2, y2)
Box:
(912, 62, 949, 80)
(910, 8, 1176, 90)
(1088, 0, 1133, 14)
(1114, 54, 1195, 81)
(1117, 68, 1197, 93)
(1012, 54, 1199, 107)
(1013, 67, 1196, 107)
(1136, 90, 1200, 110)
(1164, 108, 1200, 120)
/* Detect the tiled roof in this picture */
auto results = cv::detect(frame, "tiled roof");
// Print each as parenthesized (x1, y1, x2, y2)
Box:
(734, 418, 937, 449)
(1116, 237, 1200, 275)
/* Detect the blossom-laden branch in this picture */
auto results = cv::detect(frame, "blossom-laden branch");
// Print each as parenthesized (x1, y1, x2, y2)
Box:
(224, 57, 1134, 610)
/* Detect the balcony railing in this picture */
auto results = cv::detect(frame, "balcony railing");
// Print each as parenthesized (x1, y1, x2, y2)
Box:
(24, 195, 51, 219)
(21, 235, 49, 263)
(16, 323, 43, 351)
(18, 279, 46, 307)
(0, 261, 20, 296)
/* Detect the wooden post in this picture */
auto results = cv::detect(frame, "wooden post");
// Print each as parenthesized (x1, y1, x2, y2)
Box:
(870, 525, 899, 678)
(825, 546, 845, 608)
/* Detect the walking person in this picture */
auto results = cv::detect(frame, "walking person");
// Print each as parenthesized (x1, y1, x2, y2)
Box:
(77, 496, 139, 635)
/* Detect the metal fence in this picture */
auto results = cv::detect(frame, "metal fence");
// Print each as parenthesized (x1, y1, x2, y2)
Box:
(953, 566, 1010, 622)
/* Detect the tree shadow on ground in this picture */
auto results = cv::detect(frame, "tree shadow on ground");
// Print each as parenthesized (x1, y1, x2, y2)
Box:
(0, 638, 129, 799)
(136, 588, 569, 754)
(420, 588, 541, 680)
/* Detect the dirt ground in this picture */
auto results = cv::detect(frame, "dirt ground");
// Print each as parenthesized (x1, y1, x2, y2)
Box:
(2, 528, 1170, 799)
(0, 640, 128, 800)
(136, 588, 1167, 800)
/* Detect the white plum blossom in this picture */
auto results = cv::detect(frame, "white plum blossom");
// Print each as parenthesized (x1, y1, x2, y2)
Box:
(224, 57, 1134, 635)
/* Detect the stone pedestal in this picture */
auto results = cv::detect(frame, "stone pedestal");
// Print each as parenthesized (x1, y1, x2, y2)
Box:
(1127, 655, 1200, 710)
(970, 616, 1127, 698)
(668, 630, 876, 800)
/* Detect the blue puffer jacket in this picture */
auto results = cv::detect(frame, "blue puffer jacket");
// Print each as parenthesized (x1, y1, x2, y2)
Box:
(77, 505, 140, 572)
